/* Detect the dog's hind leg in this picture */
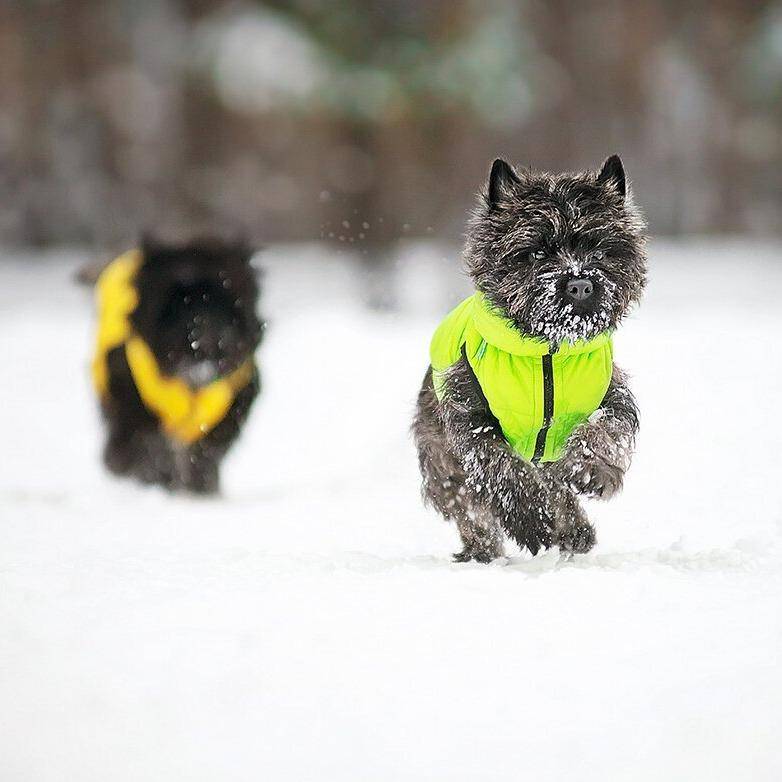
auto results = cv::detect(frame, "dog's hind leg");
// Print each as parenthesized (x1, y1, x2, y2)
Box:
(103, 424, 134, 476)
(453, 504, 504, 563)
(414, 369, 504, 562)
(420, 447, 504, 563)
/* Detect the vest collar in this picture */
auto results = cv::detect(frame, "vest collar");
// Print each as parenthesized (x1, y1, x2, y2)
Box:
(472, 292, 611, 356)
(125, 336, 253, 445)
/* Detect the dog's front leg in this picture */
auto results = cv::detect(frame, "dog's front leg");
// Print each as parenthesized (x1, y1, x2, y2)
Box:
(440, 358, 555, 557)
(175, 444, 220, 495)
(174, 375, 259, 495)
(556, 364, 639, 500)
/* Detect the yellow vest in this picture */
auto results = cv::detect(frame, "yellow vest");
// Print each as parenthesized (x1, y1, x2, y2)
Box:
(92, 250, 255, 445)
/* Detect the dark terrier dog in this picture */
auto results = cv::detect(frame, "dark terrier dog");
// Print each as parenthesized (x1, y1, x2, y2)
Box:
(92, 237, 263, 493)
(413, 156, 646, 561)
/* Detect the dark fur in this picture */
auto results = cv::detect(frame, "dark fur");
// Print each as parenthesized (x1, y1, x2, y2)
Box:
(100, 237, 263, 494)
(413, 156, 646, 561)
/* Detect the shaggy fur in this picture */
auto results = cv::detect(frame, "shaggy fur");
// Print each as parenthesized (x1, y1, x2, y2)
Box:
(100, 237, 263, 494)
(413, 156, 647, 561)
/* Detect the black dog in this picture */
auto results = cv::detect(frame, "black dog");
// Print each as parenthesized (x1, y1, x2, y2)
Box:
(93, 237, 263, 493)
(413, 156, 647, 561)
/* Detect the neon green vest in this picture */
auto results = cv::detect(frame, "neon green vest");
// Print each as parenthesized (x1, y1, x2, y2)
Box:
(430, 293, 613, 463)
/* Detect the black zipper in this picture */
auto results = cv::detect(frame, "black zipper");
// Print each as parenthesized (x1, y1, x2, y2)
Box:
(532, 353, 554, 463)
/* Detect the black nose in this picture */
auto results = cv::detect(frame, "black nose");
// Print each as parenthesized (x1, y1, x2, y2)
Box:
(566, 278, 594, 302)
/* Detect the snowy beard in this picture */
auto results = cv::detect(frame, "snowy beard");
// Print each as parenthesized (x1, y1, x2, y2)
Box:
(504, 267, 621, 346)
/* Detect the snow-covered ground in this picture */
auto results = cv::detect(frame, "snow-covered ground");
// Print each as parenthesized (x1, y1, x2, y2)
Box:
(1, 240, 780, 781)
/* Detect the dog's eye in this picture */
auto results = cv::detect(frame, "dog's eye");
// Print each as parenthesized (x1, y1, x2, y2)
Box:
(530, 250, 546, 261)
(593, 250, 605, 261)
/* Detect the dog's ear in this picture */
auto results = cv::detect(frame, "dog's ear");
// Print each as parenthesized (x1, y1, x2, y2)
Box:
(139, 231, 168, 262)
(596, 155, 626, 198)
(233, 237, 257, 266)
(487, 158, 521, 209)
(219, 237, 256, 270)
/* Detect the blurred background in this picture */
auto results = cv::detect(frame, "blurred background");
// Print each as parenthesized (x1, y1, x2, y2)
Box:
(2, 0, 781, 259)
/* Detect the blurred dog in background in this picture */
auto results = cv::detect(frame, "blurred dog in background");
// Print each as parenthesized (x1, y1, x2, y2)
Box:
(92, 237, 263, 493)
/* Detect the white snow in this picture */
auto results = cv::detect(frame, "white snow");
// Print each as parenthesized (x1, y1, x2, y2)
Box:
(0, 240, 780, 781)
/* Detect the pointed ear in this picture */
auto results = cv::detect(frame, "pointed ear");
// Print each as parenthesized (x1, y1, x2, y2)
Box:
(140, 231, 166, 260)
(231, 236, 257, 266)
(487, 158, 521, 208)
(210, 229, 255, 265)
(225, 240, 257, 270)
(596, 155, 626, 197)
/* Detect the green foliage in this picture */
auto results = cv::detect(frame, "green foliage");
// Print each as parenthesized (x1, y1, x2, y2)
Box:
(256, 0, 539, 124)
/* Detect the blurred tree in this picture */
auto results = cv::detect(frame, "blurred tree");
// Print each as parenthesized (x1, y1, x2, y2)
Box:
(239, 0, 539, 305)
(1, 0, 781, 255)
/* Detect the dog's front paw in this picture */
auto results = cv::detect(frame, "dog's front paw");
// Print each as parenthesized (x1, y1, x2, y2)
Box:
(452, 545, 502, 564)
(556, 519, 596, 554)
(563, 456, 624, 500)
